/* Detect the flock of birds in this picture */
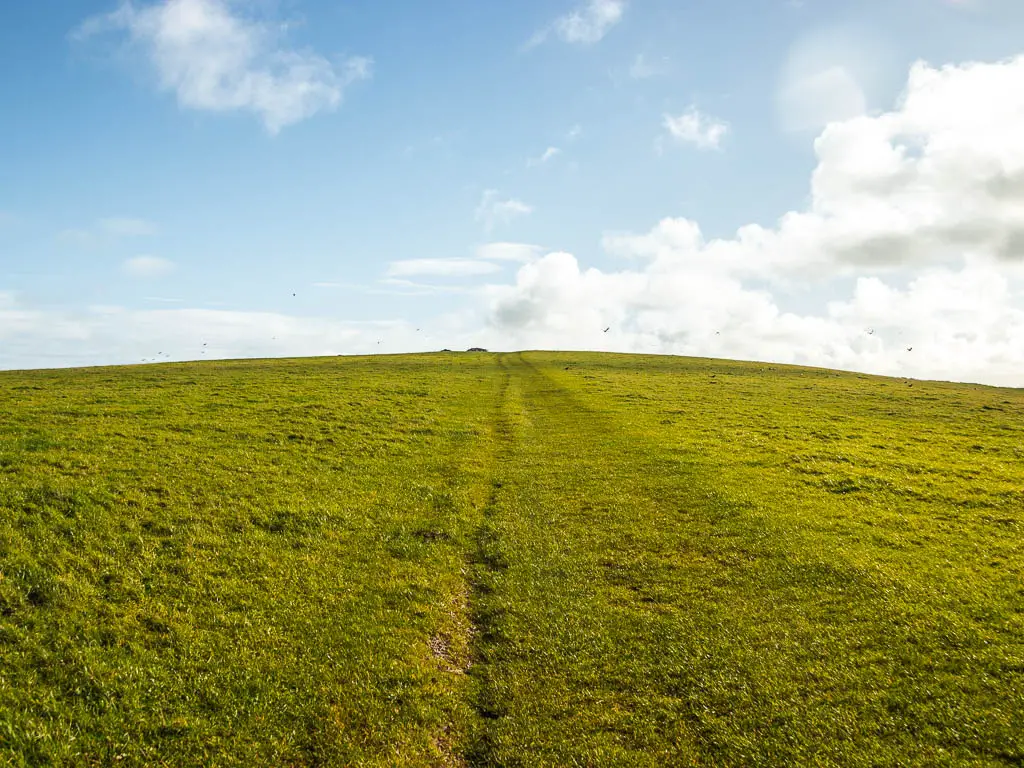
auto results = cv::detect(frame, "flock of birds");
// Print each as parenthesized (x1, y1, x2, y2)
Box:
(866, 327, 913, 352)
(137, 294, 916, 364)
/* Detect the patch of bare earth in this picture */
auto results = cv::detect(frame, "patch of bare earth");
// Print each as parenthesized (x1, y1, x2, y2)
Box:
(428, 576, 474, 766)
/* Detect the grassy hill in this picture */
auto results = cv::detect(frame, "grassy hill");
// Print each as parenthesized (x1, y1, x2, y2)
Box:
(0, 352, 1021, 766)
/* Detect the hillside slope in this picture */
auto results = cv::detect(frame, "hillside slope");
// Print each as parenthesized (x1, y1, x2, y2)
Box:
(1, 352, 1021, 766)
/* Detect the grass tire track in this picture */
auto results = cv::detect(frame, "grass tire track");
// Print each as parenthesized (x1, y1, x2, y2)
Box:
(463, 353, 516, 766)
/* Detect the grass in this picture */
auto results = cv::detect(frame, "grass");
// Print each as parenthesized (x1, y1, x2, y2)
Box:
(0, 351, 1021, 766)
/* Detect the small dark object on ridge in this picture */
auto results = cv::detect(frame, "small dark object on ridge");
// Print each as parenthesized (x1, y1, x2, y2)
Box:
(467, 347, 488, 352)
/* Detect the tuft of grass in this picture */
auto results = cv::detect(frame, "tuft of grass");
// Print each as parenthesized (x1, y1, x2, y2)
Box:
(0, 352, 1021, 766)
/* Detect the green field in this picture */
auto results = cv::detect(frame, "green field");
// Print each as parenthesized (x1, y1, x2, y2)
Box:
(0, 351, 1021, 766)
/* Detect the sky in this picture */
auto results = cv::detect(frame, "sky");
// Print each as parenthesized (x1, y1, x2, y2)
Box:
(2, 0, 1024, 385)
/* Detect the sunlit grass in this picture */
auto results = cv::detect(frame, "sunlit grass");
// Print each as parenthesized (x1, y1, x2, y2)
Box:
(1, 352, 1021, 765)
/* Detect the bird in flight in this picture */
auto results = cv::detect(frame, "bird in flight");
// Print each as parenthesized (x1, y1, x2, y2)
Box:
(906, 346, 913, 352)
(603, 327, 610, 333)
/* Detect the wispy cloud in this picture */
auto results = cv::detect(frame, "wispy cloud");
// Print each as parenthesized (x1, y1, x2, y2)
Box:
(662, 107, 729, 150)
(124, 255, 174, 277)
(387, 258, 502, 278)
(311, 280, 463, 296)
(527, 0, 626, 48)
(58, 216, 158, 247)
(379, 278, 472, 295)
(475, 190, 534, 232)
(477, 243, 544, 262)
(528, 147, 562, 167)
(629, 53, 668, 80)
(73, 0, 372, 133)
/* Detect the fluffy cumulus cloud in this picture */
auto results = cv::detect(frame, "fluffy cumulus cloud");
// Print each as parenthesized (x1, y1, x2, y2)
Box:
(74, 0, 371, 133)
(529, 0, 626, 47)
(482, 55, 1024, 386)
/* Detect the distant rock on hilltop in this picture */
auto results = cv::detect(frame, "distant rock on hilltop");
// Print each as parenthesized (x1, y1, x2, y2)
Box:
(467, 347, 488, 353)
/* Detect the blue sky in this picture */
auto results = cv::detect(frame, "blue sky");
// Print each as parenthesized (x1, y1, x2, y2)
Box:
(3, 0, 1024, 383)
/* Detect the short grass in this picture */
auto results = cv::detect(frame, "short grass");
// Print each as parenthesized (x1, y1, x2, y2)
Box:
(0, 352, 1021, 766)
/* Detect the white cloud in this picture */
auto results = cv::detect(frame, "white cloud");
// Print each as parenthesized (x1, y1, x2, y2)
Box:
(475, 190, 534, 232)
(387, 259, 502, 278)
(124, 255, 175, 277)
(74, 0, 371, 133)
(477, 243, 544, 262)
(528, 147, 561, 167)
(663, 108, 729, 150)
(567, 124, 583, 141)
(629, 53, 668, 80)
(480, 54, 1024, 386)
(312, 280, 466, 297)
(528, 0, 626, 47)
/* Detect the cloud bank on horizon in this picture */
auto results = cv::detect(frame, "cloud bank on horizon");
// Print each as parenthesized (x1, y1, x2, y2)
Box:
(485, 55, 1024, 386)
